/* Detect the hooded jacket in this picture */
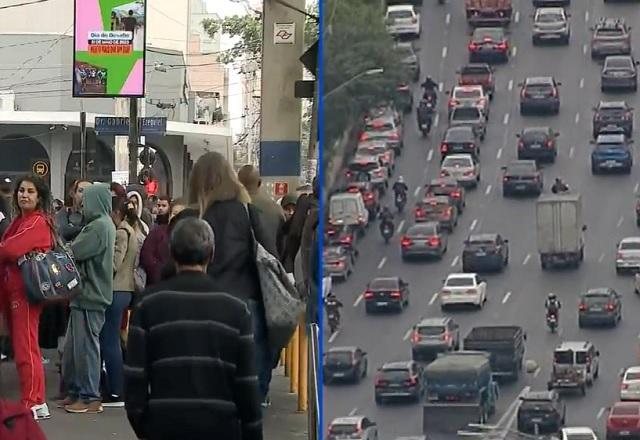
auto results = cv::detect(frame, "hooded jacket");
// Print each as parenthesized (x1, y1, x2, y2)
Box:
(70, 184, 116, 311)
(126, 190, 150, 235)
(114, 220, 138, 292)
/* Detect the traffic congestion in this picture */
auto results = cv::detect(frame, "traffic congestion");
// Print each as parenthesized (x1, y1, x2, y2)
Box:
(323, 0, 640, 438)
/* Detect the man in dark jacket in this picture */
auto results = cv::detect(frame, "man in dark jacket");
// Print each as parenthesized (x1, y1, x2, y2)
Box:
(124, 218, 262, 440)
(55, 179, 91, 242)
(139, 195, 171, 285)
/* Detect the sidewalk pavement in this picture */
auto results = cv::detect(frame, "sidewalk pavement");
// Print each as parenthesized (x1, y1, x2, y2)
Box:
(0, 351, 308, 439)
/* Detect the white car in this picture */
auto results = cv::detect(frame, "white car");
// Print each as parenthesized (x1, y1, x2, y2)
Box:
(448, 85, 489, 117)
(440, 154, 480, 188)
(615, 237, 640, 274)
(385, 5, 420, 39)
(560, 427, 598, 440)
(439, 273, 487, 310)
(621, 366, 640, 401)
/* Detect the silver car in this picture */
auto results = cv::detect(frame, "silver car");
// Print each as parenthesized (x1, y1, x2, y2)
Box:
(410, 317, 460, 361)
(532, 7, 570, 45)
(327, 416, 378, 440)
(601, 55, 639, 92)
(616, 237, 640, 273)
(440, 154, 481, 188)
(400, 221, 448, 260)
(449, 105, 487, 140)
(385, 5, 420, 39)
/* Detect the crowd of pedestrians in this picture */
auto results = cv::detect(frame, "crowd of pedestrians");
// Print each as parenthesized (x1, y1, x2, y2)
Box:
(0, 151, 318, 439)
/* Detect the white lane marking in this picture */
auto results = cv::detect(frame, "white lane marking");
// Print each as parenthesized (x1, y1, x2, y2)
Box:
(353, 294, 363, 307)
(495, 386, 531, 429)
(348, 407, 358, 416)
(427, 149, 433, 162)
(583, 44, 588, 55)
(598, 253, 605, 263)
(569, 146, 574, 158)
(445, 13, 451, 25)
(523, 253, 531, 265)
(617, 216, 624, 228)
(398, 220, 406, 233)
(377, 257, 387, 269)
(451, 255, 459, 267)
(512, 46, 517, 57)
(533, 367, 541, 378)
(574, 112, 580, 124)
(597, 407, 605, 419)
(442, 46, 448, 58)
(429, 292, 438, 305)
(579, 78, 585, 88)
(434, 113, 440, 127)
(514, 10, 520, 23)
(502, 291, 512, 304)
(414, 186, 421, 197)
(508, 79, 513, 91)
(497, 148, 503, 159)
(635, 182, 639, 193)
(328, 330, 340, 343)
(503, 113, 510, 125)
(585, 10, 589, 22)
(470, 218, 478, 231)
(438, 82, 444, 92)
(485, 184, 492, 196)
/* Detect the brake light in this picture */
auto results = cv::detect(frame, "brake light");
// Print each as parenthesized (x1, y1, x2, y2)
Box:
(607, 303, 615, 311)
(496, 41, 507, 50)
(415, 207, 425, 218)
(625, 111, 633, 120)
(579, 303, 587, 311)
(442, 331, 452, 342)
(347, 186, 359, 193)
(374, 377, 388, 386)
(441, 289, 451, 295)
(622, 383, 629, 390)
(339, 235, 352, 244)
(449, 99, 459, 107)
(389, 132, 399, 140)
(405, 376, 418, 386)
(465, 289, 477, 294)
(364, 192, 374, 200)
(440, 143, 449, 153)
(520, 89, 527, 98)
(503, 176, 509, 182)
(551, 88, 557, 97)
(533, 175, 540, 182)
(345, 170, 353, 178)
(440, 169, 450, 177)
(384, 151, 391, 160)
(335, 261, 345, 268)
(443, 208, 452, 218)
(363, 290, 374, 299)
(451, 190, 461, 198)
(546, 140, 553, 148)
(411, 330, 421, 343)
(360, 132, 369, 141)
(463, 170, 474, 176)
(401, 236, 413, 247)
(468, 42, 478, 51)
(411, 16, 417, 23)
(390, 291, 401, 298)
(617, 252, 623, 259)
(357, 215, 365, 224)
(518, 140, 524, 149)
(429, 236, 440, 247)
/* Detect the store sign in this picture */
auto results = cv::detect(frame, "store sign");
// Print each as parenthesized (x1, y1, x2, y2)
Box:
(73, 0, 147, 97)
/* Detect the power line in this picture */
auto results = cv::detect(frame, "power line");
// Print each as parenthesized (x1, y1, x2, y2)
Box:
(0, 0, 49, 11)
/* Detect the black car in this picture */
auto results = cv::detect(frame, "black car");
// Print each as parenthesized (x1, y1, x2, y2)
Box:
(516, 127, 559, 162)
(323, 346, 368, 384)
(363, 276, 410, 314)
(440, 126, 480, 160)
(462, 233, 509, 272)
(502, 160, 543, 196)
(517, 391, 566, 434)
(578, 287, 622, 327)
(592, 101, 633, 138)
(519, 76, 561, 115)
(425, 177, 466, 214)
(601, 55, 639, 92)
(374, 361, 425, 404)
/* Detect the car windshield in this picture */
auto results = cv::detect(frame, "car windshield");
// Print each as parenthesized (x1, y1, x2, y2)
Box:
(469, 239, 495, 246)
(324, 247, 344, 258)
(388, 9, 413, 20)
(359, 144, 387, 155)
(330, 199, 357, 216)
(445, 277, 474, 287)
(584, 294, 609, 304)
(452, 108, 480, 119)
(620, 241, 640, 250)
(538, 12, 563, 23)
(330, 424, 358, 435)
(446, 129, 474, 142)
(526, 84, 552, 92)
(418, 326, 445, 336)
(365, 121, 394, 132)
(606, 58, 632, 69)
(565, 434, 595, 440)
(576, 352, 588, 364)
(520, 400, 554, 412)
(370, 278, 399, 290)
(381, 369, 410, 380)
(597, 28, 624, 37)
(522, 130, 549, 143)
(455, 89, 482, 99)
(407, 225, 437, 236)
(626, 372, 640, 381)
(428, 184, 455, 195)
(612, 406, 640, 416)
(423, 202, 447, 212)
(554, 350, 574, 364)
(326, 352, 352, 363)
(443, 157, 472, 167)
(507, 164, 536, 174)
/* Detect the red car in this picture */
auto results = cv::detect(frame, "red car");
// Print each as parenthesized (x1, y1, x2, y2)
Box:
(606, 402, 640, 439)
(346, 182, 380, 216)
(458, 63, 495, 99)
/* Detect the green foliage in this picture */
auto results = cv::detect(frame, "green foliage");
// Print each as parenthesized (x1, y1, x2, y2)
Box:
(323, 0, 407, 162)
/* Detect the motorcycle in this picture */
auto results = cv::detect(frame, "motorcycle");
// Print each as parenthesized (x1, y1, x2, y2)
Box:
(546, 313, 558, 333)
(395, 191, 407, 213)
(327, 311, 340, 334)
(380, 221, 394, 244)
(552, 184, 570, 194)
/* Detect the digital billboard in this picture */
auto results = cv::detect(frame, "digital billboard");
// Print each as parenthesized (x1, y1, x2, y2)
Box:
(73, 0, 146, 97)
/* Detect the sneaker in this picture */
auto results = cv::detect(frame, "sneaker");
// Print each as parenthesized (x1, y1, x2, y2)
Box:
(261, 395, 271, 408)
(31, 403, 51, 421)
(102, 395, 124, 408)
(56, 396, 76, 408)
(87, 401, 104, 414)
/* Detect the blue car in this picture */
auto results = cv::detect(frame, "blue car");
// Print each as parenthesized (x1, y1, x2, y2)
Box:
(591, 133, 633, 174)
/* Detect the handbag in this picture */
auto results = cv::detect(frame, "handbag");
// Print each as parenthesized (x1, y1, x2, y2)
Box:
(17, 218, 82, 304)
(245, 205, 304, 351)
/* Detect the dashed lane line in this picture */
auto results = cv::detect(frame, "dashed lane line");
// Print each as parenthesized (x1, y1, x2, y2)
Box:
(583, 44, 588, 55)
(353, 294, 363, 307)
(617, 216, 624, 228)
(512, 46, 517, 57)
(533, 367, 541, 378)
(597, 407, 605, 419)
(579, 78, 584, 88)
(496, 148, 503, 159)
(442, 46, 448, 58)
(451, 255, 459, 267)
(569, 146, 574, 158)
(438, 82, 444, 92)
(585, 10, 589, 22)
(485, 184, 492, 196)
(398, 220, 406, 234)
(434, 113, 440, 127)
(414, 186, 421, 197)
(328, 330, 340, 344)
(378, 257, 387, 269)
(503, 113, 510, 125)
(348, 407, 358, 416)
(470, 218, 478, 231)
(514, 10, 520, 23)
(523, 253, 531, 265)
(427, 149, 433, 162)
(598, 253, 604, 263)
(502, 291, 512, 304)
(575, 112, 580, 124)
(403, 327, 413, 341)
(429, 292, 438, 306)
(508, 79, 513, 91)
(635, 182, 639, 193)
(445, 13, 451, 25)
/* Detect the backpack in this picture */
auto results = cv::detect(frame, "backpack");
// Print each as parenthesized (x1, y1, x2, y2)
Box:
(0, 399, 47, 440)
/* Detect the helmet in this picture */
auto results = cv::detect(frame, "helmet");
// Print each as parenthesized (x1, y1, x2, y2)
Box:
(555, 177, 562, 183)
(548, 293, 556, 300)
(398, 176, 404, 183)
(426, 75, 433, 82)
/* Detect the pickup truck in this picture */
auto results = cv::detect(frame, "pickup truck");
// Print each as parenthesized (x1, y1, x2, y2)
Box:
(465, 0, 512, 27)
(463, 326, 526, 380)
(449, 105, 487, 141)
(458, 64, 495, 99)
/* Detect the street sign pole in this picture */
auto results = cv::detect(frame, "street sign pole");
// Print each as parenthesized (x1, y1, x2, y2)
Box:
(128, 97, 140, 185)
(80, 111, 87, 179)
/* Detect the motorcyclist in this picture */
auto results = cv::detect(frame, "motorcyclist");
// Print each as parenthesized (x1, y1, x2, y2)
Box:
(417, 99, 434, 129)
(545, 293, 561, 319)
(393, 176, 409, 196)
(380, 206, 394, 225)
(325, 291, 343, 326)
(551, 177, 569, 194)
(421, 76, 438, 102)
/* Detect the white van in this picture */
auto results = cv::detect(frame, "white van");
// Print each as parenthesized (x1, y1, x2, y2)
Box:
(329, 192, 370, 232)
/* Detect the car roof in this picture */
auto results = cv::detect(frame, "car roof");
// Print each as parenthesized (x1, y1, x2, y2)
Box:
(584, 287, 610, 295)
(508, 159, 537, 167)
(605, 55, 633, 63)
(613, 401, 640, 409)
(331, 416, 365, 425)
(352, 153, 379, 161)
(453, 85, 484, 92)
(597, 134, 626, 143)
(327, 346, 359, 353)
(387, 4, 414, 11)
(621, 236, 640, 244)
(447, 272, 477, 279)
(443, 154, 474, 161)
(331, 192, 363, 201)
(525, 76, 554, 85)
(428, 177, 459, 186)
(469, 233, 498, 241)
(522, 126, 551, 134)
(473, 27, 504, 35)
(423, 195, 452, 204)
(556, 341, 591, 350)
(522, 390, 555, 400)
(625, 366, 640, 374)
(358, 139, 388, 147)
(382, 361, 413, 370)
(596, 17, 626, 27)
(407, 221, 439, 232)
(446, 125, 475, 134)
(598, 101, 627, 108)
(417, 317, 450, 327)
(536, 7, 565, 14)
(371, 276, 399, 283)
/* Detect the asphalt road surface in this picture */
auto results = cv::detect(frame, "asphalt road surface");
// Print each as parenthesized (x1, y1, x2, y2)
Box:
(324, 0, 640, 438)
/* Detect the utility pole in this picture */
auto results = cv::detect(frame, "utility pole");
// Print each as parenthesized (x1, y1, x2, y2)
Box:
(79, 111, 87, 179)
(128, 97, 140, 185)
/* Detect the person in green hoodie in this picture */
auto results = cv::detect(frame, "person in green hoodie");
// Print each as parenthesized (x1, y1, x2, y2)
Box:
(59, 183, 116, 415)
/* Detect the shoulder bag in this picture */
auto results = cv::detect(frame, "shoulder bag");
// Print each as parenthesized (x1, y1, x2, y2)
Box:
(17, 217, 82, 304)
(245, 205, 304, 352)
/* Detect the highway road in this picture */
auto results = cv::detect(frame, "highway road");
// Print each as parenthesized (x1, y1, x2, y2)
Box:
(323, 0, 640, 438)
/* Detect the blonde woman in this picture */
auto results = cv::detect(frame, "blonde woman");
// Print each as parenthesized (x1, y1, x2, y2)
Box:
(188, 151, 278, 407)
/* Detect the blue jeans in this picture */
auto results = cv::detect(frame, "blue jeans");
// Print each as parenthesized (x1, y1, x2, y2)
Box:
(62, 308, 105, 402)
(247, 299, 273, 400)
(99, 291, 131, 397)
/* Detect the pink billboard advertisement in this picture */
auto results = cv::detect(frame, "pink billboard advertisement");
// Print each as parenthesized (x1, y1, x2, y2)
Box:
(73, 0, 146, 97)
